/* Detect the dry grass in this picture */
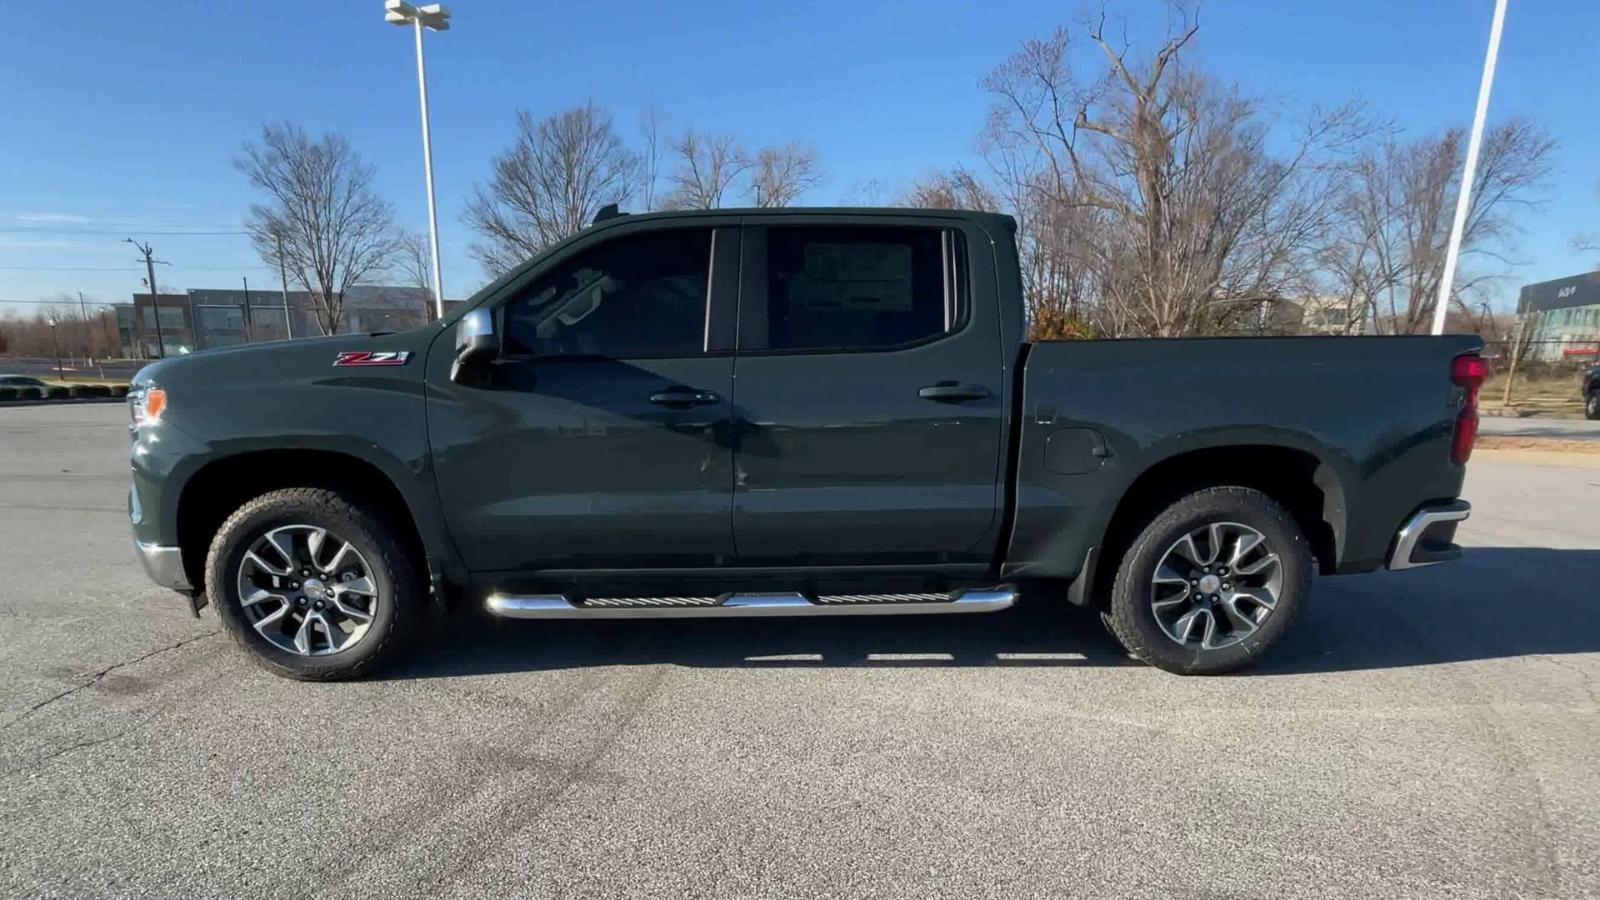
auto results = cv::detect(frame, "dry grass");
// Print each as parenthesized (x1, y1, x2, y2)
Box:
(1476, 435, 1600, 454)
(1480, 373, 1586, 418)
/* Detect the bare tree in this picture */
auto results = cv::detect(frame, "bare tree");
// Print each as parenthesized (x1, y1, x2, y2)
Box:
(1324, 120, 1554, 334)
(395, 230, 436, 320)
(748, 143, 822, 207)
(902, 168, 998, 210)
(641, 106, 665, 211)
(664, 130, 751, 209)
(839, 177, 891, 206)
(463, 102, 639, 276)
(1571, 180, 1600, 264)
(238, 122, 400, 335)
(982, 9, 1364, 337)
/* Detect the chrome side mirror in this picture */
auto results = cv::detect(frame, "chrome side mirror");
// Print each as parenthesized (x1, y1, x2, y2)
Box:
(450, 308, 498, 385)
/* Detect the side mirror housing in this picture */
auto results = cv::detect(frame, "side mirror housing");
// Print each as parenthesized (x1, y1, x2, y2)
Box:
(450, 308, 498, 385)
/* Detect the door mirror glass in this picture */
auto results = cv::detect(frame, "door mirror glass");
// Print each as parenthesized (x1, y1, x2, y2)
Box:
(451, 308, 498, 385)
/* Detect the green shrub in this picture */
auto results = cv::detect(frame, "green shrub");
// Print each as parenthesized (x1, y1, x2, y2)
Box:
(16, 386, 43, 400)
(79, 384, 112, 398)
(0, 387, 16, 401)
(109, 384, 129, 398)
(45, 386, 70, 400)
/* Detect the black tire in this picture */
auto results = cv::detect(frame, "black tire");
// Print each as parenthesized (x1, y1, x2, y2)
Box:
(1585, 391, 1599, 421)
(1103, 486, 1312, 675)
(205, 488, 420, 680)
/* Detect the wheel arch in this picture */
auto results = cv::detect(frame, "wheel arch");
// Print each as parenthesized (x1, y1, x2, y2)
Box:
(1089, 443, 1347, 602)
(174, 448, 432, 596)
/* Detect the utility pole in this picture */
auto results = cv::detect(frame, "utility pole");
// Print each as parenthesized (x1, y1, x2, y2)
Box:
(241, 276, 254, 343)
(126, 239, 168, 359)
(276, 232, 295, 340)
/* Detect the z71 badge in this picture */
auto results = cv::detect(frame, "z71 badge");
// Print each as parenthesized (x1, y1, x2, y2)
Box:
(333, 351, 411, 367)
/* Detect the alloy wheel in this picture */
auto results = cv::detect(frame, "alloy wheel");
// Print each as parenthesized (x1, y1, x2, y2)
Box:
(235, 524, 380, 656)
(1149, 521, 1283, 650)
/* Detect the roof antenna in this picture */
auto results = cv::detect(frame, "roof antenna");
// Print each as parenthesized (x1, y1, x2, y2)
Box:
(592, 203, 625, 225)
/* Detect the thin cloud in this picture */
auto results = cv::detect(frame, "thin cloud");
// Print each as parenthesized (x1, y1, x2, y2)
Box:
(15, 212, 95, 224)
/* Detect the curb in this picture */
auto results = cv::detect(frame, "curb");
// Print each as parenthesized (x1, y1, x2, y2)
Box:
(0, 397, 127, 408)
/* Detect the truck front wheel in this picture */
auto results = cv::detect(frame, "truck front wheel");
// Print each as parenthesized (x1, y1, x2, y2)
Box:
(204, 488, 421, 680)
(1104, 487, 1312, 675)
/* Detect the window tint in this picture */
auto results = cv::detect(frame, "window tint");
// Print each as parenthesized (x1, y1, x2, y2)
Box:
(504, 228, 712, 359)
(764, 226, 957, 351)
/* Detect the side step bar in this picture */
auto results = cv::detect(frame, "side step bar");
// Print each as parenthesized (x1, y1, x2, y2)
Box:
(485, 589, 1017, 620)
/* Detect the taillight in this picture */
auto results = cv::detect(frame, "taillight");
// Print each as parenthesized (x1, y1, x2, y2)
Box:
(1450, 354, 1487, 464)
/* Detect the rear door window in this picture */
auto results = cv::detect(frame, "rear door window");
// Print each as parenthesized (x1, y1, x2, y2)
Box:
(760, 226, 962, 352)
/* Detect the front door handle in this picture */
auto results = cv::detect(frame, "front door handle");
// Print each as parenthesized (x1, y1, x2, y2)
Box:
(649, 387, 721, 408)
(918, 382, 991, 403)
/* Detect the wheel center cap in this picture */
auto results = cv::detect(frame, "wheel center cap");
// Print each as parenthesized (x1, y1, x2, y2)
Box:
(1198, 574, 1222, 595)
(302, 578, 328, 601)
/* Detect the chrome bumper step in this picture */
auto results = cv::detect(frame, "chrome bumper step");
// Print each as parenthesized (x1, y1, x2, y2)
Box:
(1388, 500, 1471, 570)
(484, 589, 1017, 620)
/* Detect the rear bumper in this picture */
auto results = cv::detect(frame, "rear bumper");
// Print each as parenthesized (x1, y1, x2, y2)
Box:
(1387, 500, 1471, 571)
(135, 540, 192, 592)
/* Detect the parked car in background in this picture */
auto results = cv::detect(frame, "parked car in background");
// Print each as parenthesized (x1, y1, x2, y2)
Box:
(1585, 365, 1599, 419)
(128, 207, 1485, 680)
(0, 375, 48, 388)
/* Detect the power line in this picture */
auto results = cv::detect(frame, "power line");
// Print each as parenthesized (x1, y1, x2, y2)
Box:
(1, 299, 123, 305)
(0, 266, 143, 272)
(0, 264, 272, 272)
(0, 226, 248, 236)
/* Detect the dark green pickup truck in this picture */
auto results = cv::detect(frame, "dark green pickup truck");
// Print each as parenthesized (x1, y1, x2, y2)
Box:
(129, 207, 1484, 679)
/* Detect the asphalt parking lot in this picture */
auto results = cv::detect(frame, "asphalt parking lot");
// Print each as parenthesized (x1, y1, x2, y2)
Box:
(2, 404, 1597, 899)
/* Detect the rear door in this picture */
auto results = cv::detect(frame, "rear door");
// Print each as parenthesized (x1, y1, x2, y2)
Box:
(730, 216, 1006, 566)
(427, 222, 740, 573)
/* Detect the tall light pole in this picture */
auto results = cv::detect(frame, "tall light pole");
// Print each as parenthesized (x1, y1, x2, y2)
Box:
(385, 0, 450, 321)
(1432, 0, 1508, 336)
(46, 316, 63, 382)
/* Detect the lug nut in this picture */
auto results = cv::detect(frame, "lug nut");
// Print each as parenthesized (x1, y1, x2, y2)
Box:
(1222, 583, 1231, 591)
(1190, 579, 1199, 587)
(313, 600, 324, 610)
(296, 597, 307, 607)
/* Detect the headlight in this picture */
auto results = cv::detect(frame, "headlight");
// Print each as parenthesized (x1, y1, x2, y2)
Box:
(129, 386, 167, 426)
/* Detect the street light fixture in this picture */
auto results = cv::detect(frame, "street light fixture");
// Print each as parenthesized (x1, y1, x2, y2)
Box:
(46, 316, 63, 382)
(385, 0, 450, 322)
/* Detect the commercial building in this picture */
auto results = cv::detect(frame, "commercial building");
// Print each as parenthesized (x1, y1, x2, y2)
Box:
(127, 286, 457, 357)
(1516, 272, 1600, 362)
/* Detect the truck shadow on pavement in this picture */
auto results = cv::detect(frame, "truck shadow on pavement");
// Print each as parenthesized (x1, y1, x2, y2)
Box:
(382, 547, 1600, 679)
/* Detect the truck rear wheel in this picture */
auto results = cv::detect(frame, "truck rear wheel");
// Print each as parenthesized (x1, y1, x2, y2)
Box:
(1586, 391, 1598, 420)
(204, 488, 421, 680)
(1103, 487, 1312, 675)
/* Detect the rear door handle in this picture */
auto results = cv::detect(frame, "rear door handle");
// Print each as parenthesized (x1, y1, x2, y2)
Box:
(918, 383, 991, 403)
(649, 387, 721, 407)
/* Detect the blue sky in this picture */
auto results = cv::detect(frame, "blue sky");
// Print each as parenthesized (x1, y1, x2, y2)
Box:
(1, 0, 1595, 316)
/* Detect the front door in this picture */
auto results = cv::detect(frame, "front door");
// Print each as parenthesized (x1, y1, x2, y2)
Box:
(730, 218, 1007, 567)
(428, 224, 739, 573)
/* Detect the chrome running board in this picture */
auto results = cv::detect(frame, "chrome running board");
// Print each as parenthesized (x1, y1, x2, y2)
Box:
(484, 589, 1017, 620)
